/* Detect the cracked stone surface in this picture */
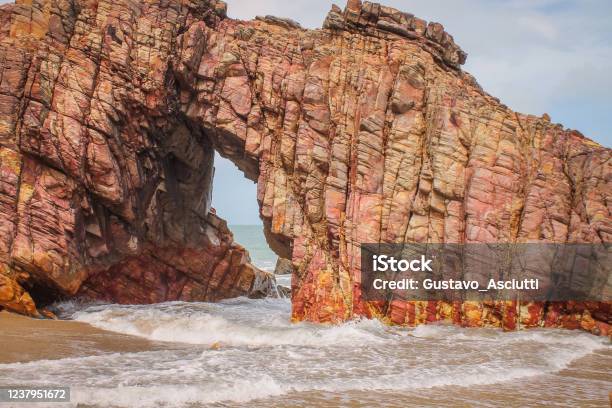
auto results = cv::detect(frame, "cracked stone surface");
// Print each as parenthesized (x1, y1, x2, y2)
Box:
(0, 0, 609, 334)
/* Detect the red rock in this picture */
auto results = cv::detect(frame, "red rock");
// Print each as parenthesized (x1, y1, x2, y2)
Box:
(0, 0, 609, 336)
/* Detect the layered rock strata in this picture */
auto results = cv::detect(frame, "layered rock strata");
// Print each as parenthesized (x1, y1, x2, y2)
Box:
(0, 0, 609, 334)
(0, 0, 273, 314)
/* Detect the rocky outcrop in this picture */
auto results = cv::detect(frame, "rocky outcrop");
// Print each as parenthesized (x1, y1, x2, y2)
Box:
(323, 1, 467, 68)
(0, 0, 609, 334)
(77, 213, 276, 304)
(0, 0, 274, 312)
(274, 258, 294, 275)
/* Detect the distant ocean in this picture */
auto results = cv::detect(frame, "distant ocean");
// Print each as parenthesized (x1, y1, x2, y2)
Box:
(230, 225, 278, 272)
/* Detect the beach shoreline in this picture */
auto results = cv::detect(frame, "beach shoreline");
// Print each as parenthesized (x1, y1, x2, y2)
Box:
(1, 304, 610, 408)
(0, 311, 159, 364)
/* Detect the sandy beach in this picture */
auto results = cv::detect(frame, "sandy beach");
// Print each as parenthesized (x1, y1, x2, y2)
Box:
(0, 311, 161, 364)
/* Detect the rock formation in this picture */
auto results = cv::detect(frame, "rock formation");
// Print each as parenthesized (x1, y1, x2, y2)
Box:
(0, 0, 609, 334)
(0, 0, 276, 314)
(274, 258, 294, 275)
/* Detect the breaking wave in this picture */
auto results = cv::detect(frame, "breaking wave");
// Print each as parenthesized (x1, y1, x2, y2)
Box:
(1, 298, 608, 408)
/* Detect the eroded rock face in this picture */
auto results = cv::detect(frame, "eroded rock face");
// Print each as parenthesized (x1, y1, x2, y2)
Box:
(0, 0, 272, 313)
(0, 0, 609, 334)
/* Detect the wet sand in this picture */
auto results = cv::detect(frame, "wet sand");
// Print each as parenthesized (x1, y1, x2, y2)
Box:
(0, 311, 160, 364)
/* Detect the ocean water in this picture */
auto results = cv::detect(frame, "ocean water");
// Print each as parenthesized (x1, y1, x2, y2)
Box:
(0, 298, 610, 408)
(230, 225, 278, 272)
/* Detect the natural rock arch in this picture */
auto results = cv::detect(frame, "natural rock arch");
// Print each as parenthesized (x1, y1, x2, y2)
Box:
(0, 0, 609, 333)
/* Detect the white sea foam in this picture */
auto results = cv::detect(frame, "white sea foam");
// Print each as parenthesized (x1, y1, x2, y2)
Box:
(2, 298, 608, 408)
(71, 378, 287, 407)
(0, 344, 603, 408)
(70, 298, 389, 347)
(275, 273, 291, 288)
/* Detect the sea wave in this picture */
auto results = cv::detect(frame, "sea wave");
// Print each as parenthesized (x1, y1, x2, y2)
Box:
(3, 298, 607, 408)
(69, 298, 390, 347)
(0, 342, 606, 408)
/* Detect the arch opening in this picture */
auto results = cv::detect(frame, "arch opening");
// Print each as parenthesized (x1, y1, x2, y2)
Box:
(211, 152, 292, 295)
(211, 152, 272, 270)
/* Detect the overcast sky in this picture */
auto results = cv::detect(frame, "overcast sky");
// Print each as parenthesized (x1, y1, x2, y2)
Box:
(2, 0, 610, 224)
